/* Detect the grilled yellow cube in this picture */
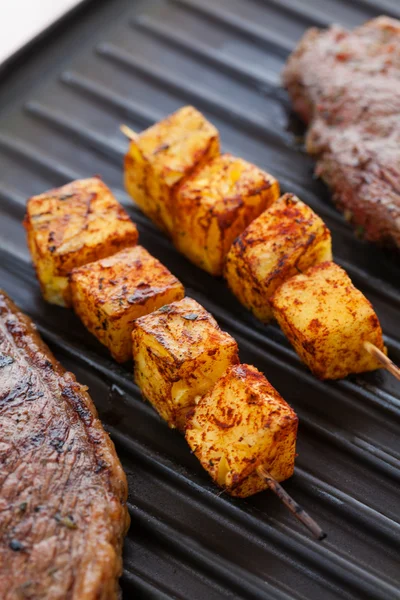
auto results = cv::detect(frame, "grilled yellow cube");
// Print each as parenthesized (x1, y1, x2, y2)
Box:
(270, 261, 386, 379)
(173, 153, 280, 276)
(224, 194, 332, 322)
(70, 246, 184, 362)
(124, 105, 219, 235)
(24, 177, 138, 307)
(186, 364, 298, 497)
(132, 297, 239, 430)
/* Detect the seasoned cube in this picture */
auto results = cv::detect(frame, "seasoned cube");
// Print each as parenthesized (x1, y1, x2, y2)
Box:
(24, 177, 138, 307)
(174, 153, 280, 275)
(186, 364, 298, 497)
(132, 297, 239, 430)
(70, 246, 184, 362)
(124, 105, 219, 235)
(270, 261, 386, 379)
(224, 194, 332, 322)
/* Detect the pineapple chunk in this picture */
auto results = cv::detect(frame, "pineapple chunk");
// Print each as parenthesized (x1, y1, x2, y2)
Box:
(124, 105, 219, 235)
(70, 246, 184, 363)
(132, 297, 239, 430)
(173, 153, 280, 276)
(270, 261, 386, 379)
(186, 364, 298, 497)
(224, 193, 332, 322)
(24, 177, 138, 307)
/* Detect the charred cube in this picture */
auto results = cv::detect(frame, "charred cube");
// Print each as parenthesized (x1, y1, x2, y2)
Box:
(173, 153, 279, 275)
(132, 297, 239, 430)
(25, 177, 138, 307)
(224, 194, 332, 322)
(271, 261, 386, 379)
(124, 105, 220, 235)
(186, 364, 298, 497)
(70, 246, 184, 362)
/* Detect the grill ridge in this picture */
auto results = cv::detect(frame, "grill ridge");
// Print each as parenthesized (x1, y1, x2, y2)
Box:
(96, 42, 293, 146)
(170, 0, 295, 54)
(131, 15, 280, 88)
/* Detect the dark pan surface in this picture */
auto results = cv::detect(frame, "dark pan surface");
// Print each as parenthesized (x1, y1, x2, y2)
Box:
(0, 1, 400, 598)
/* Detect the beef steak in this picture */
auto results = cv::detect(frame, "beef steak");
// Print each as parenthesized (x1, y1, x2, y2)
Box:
(0, 291, 129, 599)
(283, 16, 400, 248)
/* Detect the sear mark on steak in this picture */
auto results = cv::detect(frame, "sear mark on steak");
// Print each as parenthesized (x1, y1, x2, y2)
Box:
(283, 16, 400, 249)
(0, 291, 130, 600)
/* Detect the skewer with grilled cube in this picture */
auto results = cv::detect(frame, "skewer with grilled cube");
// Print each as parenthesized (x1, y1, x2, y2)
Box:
(24, 177, 138, 307)
(132, 300, 325, 538)
(70, 246, 185, 362)
(132, 297, 239, 430)
(270, 261, 386, 379)
(124, 106, 220, 236)
(224, 193, 332, 322)
(173, 153, 280, 275)
(185, 363, 298, 497)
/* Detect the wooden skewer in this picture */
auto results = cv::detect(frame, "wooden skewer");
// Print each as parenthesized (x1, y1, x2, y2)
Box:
(121, 112, 325, 540)
(257, 465, 327, 541)
(364, 342, 400, 381)
(121, 116, 326, 539)
(120, 124, 139, 142)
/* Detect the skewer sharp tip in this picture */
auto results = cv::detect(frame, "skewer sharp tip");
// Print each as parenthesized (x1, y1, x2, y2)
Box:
(257, 465, 326, 541)
(363, 341, 400, 381)
(120, 124, 139, 141)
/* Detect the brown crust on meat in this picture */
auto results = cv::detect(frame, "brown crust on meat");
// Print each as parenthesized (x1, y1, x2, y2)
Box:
(0, 290, 129, 599)
(283, 17, 400, 248)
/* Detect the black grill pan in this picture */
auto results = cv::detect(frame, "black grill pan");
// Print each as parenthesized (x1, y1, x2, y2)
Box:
(1, 1, 400, 598)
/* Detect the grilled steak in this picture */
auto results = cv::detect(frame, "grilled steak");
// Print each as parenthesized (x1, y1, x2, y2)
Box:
(0, 291, 129, 599)
(283, 16, 400, 248)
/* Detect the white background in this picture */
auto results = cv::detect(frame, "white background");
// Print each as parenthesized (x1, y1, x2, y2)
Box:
(0, 0, 81, 65)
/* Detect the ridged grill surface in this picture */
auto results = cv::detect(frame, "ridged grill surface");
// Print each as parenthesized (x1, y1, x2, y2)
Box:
(0, 1, 400, 598)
